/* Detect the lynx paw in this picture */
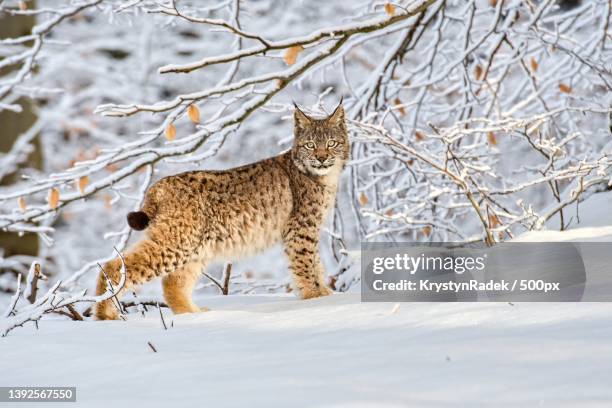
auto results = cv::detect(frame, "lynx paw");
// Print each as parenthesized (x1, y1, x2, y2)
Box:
(94, 301, 120, 321)
(299, 285, 334, 300)
(318, 285, 334, 297)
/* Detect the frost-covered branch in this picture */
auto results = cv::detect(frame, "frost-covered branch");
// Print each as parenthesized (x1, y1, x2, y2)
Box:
(0, 253, 126, 337)
(0, 0, 103, 111)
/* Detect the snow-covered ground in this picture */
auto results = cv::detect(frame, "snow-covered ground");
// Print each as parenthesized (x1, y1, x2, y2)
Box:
(2, 293, 612, 407)
(2, 221, 612, 407)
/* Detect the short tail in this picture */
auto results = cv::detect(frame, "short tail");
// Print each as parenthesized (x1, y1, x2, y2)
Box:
(128, 186, 159, 230)
(127, 211, 150, 231)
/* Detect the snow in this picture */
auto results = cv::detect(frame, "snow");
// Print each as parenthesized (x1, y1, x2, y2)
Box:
(2, 220, 612, 407)
(1, 293, 612, 407)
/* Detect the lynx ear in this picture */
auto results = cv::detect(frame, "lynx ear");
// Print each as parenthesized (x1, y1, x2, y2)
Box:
(294, 103, 311, 130)
(327, 98, 345, 126)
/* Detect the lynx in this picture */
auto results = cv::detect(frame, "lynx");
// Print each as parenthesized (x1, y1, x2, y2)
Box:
(94, 102, 349, 320)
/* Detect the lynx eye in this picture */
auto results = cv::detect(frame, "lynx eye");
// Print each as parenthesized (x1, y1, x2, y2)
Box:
(304, 142, 316, 149)
(327, 140, 338, 148)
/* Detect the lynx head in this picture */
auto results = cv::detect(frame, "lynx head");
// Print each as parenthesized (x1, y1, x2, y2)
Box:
(292, 101, 349, 176)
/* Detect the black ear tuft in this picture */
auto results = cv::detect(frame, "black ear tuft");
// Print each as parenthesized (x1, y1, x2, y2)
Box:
(127, 211, 150, 230)
(327, 97, 345, 125)
(293, 103, 311, 128)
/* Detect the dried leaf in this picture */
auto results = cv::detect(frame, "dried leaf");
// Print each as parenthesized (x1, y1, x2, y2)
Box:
(166, 123, 177, 141)
(394, 97, 406, 116)
(385, 209, 395, 217)
(188, 105, 200, 123)
(530, 57, 538, 72)
(558, 83, 572, 94)
(18, 1, 27, 11)
(384, 3, 396, 16)
(18, 197, 26, 212)
(103, 194, 112, 209)
(489, 0, 497, 7)
(283, 45, 304, 65)
(407, 159, 414, 166)
(48, 188, 60, 210)
(422, 225, 432, 237)
(474, 64, 483, 80)
(359, 192, 369, 206)
(487, 131, 497, 145)
(415, 131, 425, 141)
(489, 214, 501, 228)
(78, 176, 89, 194)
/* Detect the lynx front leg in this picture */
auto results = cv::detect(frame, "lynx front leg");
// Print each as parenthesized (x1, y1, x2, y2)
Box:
(162, 261, 205, 314)
(283, 227, 333, 299)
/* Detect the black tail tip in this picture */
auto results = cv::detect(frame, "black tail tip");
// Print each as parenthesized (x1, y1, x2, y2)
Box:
(127, 211, 150, 230)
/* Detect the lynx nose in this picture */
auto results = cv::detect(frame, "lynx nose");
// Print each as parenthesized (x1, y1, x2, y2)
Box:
(315, 151, 327, 163)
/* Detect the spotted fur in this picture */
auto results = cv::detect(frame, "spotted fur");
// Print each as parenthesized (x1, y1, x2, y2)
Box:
(94, 103, 349, 320)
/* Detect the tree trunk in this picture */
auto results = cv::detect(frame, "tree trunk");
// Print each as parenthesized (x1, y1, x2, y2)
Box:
(0, 6, 41, 263)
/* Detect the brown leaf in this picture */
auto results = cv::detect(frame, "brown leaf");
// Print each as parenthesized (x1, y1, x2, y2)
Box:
(359, 192, 369, 206)
(77, 176, 89, 194)
(406, 159, 414, 166)
(384, 3, 396, 16)
(422, 226, 432, 237)
(18, 197, 26, 212)
(489, 214, 501, 228)
(530, 57, 538, 72)
(474, 64, 483, 80)
(166, 123, 177, 141)
(487, 131, 497, 145)
(415, 131, 425, 141)
(103, 194, 112, 209)
(283, 45, 304, 65)
(48, 188, 60, 210)
(489, 0, 498, 6)
(394, 97, 406, 116)
(385, 209, 395, 217)
(558, 83, 572, 94)
(188, 105, 200, 123)
(19, 1, 27, 11)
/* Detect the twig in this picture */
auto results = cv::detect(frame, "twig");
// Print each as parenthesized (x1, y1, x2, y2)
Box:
(64, 304, 84, 321)
(157, 302, 167, 330)
(222, 262, 232, 296)
(24, 262, 43, 304)
(3, 273, 22, 318)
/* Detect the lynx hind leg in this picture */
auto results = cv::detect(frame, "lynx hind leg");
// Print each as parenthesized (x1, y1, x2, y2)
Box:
(283, 229, 333, 300)
(94, 257, 128, 320)
(94, 255, 143, 321)
(94, 238, 188, 320)
(162, 261, 206, 315)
